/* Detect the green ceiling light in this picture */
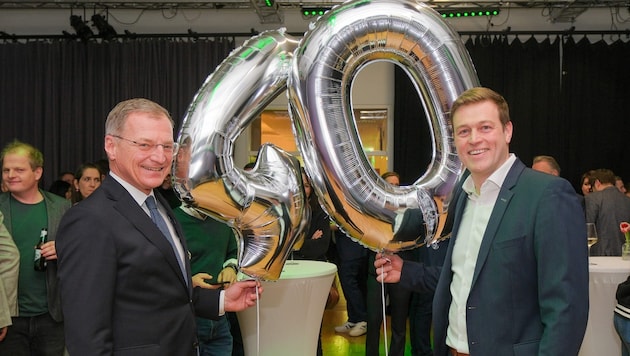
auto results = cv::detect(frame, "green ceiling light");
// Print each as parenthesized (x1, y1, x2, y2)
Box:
(264, 0, 274, 7)
(439, 8, 500, 19)
(301, 7, 331, 19)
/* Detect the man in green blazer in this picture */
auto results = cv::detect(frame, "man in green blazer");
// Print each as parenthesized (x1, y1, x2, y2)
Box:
(0, 140, 71, 355)
(0, 211, 19, 342)
(375, 87, 588, 356)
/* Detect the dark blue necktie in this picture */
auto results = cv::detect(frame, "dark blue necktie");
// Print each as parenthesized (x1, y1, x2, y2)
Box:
(145, 196, 187, 284)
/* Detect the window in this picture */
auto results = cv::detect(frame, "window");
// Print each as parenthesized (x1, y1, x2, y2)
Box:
(249, 108, 389, 174)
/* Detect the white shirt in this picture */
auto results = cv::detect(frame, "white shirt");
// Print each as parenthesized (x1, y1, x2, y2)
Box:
(109, 172, 186, 264)
(446, 154, 516, 353)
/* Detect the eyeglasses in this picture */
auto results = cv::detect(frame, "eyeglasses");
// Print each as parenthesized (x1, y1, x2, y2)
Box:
(111, 135, 179, 154)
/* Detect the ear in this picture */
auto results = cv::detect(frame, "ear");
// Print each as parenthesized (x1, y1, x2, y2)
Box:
(504, 121, 513, 143)
(34, 167, 43, 181)
(104, 135, 116, 161)
(73, 179, 79, 190)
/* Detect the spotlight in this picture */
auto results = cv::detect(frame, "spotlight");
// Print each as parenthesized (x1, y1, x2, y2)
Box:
(91, 14, 117, 41)
(70, 15, 93, 41)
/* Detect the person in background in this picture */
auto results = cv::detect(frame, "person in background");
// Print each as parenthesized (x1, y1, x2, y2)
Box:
(0, 211, 19, 343)
(57, 172, 75, 185)
(333, 230, 368, 337)
(409, 239, 449, 356)
(374, 87, 588, 356)
(156, 173, 181, 209)
(70, 163, 103, 205)
(93, 159, 110, 181)
(174, 204, 239, 356)
(531, 155, 560, 176)
(292, 168, 332, 356)
(366, 171, 413, 356)
(48, 180, 72, 200)
(625, 183, 630, 199)
(617, 176, 627, 194)
(56, 98, 261, 355)
(581, 170, 595, 196)
(585, 169, 630, 256)
(0, 140, 71, 355)
(293, 169, 332, 262)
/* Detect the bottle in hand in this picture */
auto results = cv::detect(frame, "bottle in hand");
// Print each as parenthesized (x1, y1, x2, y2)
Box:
(34, 228, 48, 271)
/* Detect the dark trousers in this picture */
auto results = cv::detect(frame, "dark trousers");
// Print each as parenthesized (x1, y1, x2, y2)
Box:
(0, 313, 65, 356)
(409, 291, 434, 356)
(336, 233, 368, 323)
(366, 250, 413, 356)
(227, 312, 244, 356)
(410, 240, 449, 356)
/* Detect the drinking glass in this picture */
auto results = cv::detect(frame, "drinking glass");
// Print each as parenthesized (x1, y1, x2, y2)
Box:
(586, 223, 598, 258)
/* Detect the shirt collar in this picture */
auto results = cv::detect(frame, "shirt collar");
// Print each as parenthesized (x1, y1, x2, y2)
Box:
(462, 153, 517, 196)
(109, 171, 155, 206)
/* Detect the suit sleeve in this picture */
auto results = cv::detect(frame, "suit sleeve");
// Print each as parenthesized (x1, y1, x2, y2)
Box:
(398, 260, 441, 293)
(0, 212, 18, 328)
(535, 179, 589, 355)
(57, 205, 118, 354)
(192, 287, 221, 319)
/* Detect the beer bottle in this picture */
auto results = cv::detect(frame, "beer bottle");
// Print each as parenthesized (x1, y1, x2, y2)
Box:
(34, 228, 48, 271)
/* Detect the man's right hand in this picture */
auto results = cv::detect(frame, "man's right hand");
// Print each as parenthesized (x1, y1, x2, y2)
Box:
(374, 253, 403, 283)
(224, 280, 263, 312)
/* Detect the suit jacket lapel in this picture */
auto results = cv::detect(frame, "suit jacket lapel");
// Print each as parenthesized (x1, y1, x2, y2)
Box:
(155, 191, 193, 293)
(104, 179, 190, 292)
(470, 159, 525, 286)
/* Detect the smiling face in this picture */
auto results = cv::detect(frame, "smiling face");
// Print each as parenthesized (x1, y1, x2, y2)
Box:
(453, 100, 512, 190)
(105, 111, 175, 194)
(2, 151, 42, 198)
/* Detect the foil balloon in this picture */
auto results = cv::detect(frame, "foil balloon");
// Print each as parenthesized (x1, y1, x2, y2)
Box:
(289, 0, 480, 252)
(172, 29, 309, 280)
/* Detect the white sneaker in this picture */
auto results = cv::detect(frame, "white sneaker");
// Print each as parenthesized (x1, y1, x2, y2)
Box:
(348, 321, 367, 336)
(334, 321, 356, 333)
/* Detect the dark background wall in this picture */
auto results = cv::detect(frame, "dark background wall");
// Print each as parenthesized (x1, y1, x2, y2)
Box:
(393, 35, 630, 194)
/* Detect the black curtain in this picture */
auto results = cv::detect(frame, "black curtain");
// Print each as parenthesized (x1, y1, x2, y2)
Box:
(0, 38, 234, 187)
(394, 35, 630, 192)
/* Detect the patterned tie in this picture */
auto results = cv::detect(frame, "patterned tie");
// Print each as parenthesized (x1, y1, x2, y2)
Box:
(145, 196, 187, 284)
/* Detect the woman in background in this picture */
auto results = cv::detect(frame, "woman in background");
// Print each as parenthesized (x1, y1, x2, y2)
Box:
(71, 163, 103, 204)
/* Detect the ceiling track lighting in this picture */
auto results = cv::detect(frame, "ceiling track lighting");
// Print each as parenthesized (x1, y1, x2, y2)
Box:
(301, 7, 332, 19)
(438, 8, 501, 19)
(91, 13, 117, 41)
(69, 14, 94, 41)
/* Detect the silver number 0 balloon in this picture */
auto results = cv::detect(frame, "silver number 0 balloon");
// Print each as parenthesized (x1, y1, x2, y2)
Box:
(289, 0, 479, 252)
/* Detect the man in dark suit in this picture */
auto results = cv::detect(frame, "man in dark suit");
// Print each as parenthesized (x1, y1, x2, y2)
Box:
(56, 98, 261, 356)
(585, 168, 630, 256)
(375, 87, 588, 356)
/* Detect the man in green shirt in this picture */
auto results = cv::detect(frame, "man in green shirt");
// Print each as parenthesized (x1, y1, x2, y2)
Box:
(0, 140, 70, 355)
(174, 205, 239, 356)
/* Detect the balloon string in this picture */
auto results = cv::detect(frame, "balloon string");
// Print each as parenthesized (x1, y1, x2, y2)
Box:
(380, 260, 389, 356)
(256, 281, 260, 356)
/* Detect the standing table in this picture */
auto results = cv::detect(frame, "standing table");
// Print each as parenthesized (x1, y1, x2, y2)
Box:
(579, 256, 630, 356)
(238, 260, 337, 356)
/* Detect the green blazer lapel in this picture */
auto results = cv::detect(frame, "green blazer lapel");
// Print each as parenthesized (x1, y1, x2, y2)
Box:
(471, 159, 525, 287)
